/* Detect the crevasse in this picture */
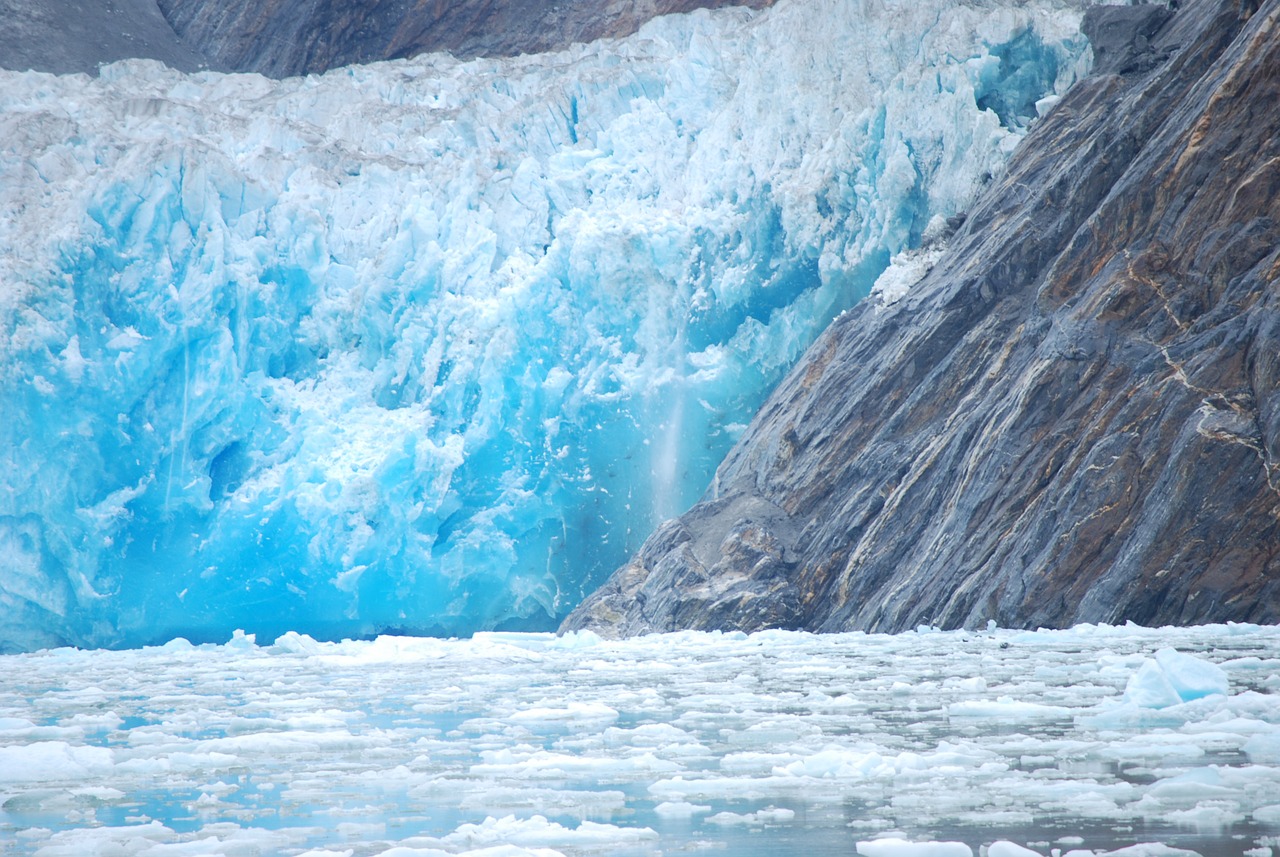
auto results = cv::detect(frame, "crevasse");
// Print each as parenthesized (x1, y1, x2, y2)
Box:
(0, 0, 1091, 651)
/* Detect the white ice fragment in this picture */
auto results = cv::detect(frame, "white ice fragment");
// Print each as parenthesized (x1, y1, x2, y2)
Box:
(1122, 659, 1183, 709)
(1255, 804, 1280, 824)
(1035, 94, 1061, 117)
(226, 629, 258, 650)
(947, 697, 1072, 719)
(777, 746, 890, 779)
(442, 814, 657, 849)
(0, 716, 38, 731)
(367, 848, 453, 857)
(271, 631, 325, 654)
(1160, 799, 1244, 828)
(1095, 845, 1202, 857)
(0, 742, 114, 782)
(507, 701, 619, 728)
(654, 800, 712, 817)
(471, 748, 678, 779)
(988, 843, 1044, 857)
(61, 335, 87, 382)
(547, 629, 603, 649)
(29, 821, 177, 856)
(857, 837, 973, 857)
(871, 246, 946, 305)
(706, 806, 795, 825)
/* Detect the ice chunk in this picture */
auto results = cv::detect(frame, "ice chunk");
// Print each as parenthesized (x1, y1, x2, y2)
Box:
(507, 702, 619, 728)
(857, 838, 973, 857)
(871, 246, 946, 305)
(1154, 647, 1229, 701)
(1095, 846, 1203, 857)
(988, 843, 1043, 857)
(946, 698, 1072, 719)
(442, 815, 658, 849)
(470, 748, 680, 779)
(0, 742, 114, 782)
(1122, 658, 1184, 709)
(706, 806, 795, 825)
(1122, 649, 1228, 708)
(1160, 800, 1245, 828)
(653, 800, 712, 817)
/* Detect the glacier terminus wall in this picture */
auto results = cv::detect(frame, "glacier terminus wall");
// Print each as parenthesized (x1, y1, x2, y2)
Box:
(0, 0, 1092, 651)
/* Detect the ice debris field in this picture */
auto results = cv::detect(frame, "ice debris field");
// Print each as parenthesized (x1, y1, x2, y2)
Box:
(3, 622, 1280, 856)
(0, 0, 1091, 651)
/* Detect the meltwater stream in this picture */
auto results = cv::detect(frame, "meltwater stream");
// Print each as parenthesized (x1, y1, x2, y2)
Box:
(3, 623, 1280, 856)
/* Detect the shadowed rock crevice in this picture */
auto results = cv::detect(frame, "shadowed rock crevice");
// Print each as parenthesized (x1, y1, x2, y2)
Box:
(565, 0, 1280, 637)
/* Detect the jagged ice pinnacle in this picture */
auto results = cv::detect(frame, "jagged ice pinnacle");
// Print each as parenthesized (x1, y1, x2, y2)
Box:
(0, 0, 1091, 651)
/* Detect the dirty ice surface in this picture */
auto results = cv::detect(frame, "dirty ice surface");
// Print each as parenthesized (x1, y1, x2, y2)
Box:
(3, 622, 1280, 856)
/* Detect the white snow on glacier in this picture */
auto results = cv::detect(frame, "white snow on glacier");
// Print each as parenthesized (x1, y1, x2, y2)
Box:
(3, 623, 1280, 856)
(0, 0, 1092, 650)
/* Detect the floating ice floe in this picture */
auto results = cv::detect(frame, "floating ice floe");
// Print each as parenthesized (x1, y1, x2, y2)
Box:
(1, 623, 1279, 855)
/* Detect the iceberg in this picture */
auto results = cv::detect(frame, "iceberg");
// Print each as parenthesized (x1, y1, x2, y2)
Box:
(0, 0, 1091, 650)
(1122, 648, 1231, 708)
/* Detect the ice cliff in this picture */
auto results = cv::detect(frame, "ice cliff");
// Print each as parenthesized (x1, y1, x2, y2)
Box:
(0, 0, 1092, 651)
(566, 0, 1280, 637)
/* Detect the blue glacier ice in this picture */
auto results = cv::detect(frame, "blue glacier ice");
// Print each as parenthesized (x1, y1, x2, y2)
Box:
(0, 0, 1093, 651)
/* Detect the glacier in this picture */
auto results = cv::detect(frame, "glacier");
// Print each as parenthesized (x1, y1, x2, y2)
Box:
(0, 0, 1092, 651)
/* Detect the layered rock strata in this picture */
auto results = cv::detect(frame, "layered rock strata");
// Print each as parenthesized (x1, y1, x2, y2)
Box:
(565, 0, 1280, 635)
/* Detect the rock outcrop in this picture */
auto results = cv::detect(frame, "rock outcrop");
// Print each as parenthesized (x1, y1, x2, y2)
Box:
(0, 0, 214, 75)
(154, 0, 773, 78)
(565, 0, 1280, 635)
(0, 0, 772, 78)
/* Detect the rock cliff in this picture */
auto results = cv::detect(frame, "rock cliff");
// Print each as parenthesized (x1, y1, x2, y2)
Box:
(565, 0, 1280, 635)
(154, 0, 772, 78)
(0, 0, 213, 75)
(0, 0, 771, 78)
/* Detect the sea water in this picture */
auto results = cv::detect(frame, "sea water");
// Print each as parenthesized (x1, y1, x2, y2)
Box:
(3, 622, 1279, 856)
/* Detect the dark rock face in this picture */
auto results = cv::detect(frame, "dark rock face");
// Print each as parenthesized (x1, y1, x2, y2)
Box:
(1082, 3, 1173, 74)
(0, 0, 771, 78)
(155, 0, 774, 78)
(0, 0, 214, 75)
(565, 0, 1280, 636)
